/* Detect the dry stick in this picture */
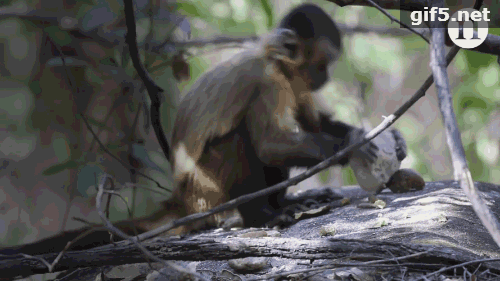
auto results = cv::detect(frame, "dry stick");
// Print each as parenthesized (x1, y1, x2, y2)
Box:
(419, 258, 500, 280)
(79, 114, 170, 193)
(95, 175, 209, 281)
(248, 250, 431, 281)
(128, 46, 461, 243)
(102, 189, 140, 241)
(123, 0, 171, 162)
(47, 39, 85, 239)
(165, 23, 418, 51)
(160, 35, 259, 49)
(428, 3, 500, 249)
(126, 102, 143, 217)
(364, 0, 429, 43)
(48, 226, 109, 272)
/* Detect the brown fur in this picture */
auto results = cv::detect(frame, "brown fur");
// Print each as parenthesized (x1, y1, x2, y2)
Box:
(169, 30, 334, 232)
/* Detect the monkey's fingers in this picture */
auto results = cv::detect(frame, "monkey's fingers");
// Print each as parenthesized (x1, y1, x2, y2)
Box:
(358, 142, 379, 164)
(391, 129, 408, 162)
(395, 145, 407, 162)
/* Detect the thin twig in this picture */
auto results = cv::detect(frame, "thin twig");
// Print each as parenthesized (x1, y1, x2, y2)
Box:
(123, 0, 171, 162)
(420, 258, 500, 280)
(126, 102, 143, 218)
(48, 226, 109, 271)
(428, 0, 500, 249)
(248, 250, 432, 281)
(364, 0, 429, 43)
(79, 113, 171, 193)
(95, 175, 208, 281)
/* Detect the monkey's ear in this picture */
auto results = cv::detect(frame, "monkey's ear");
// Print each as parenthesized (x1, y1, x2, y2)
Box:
(264, 28, 304, 66)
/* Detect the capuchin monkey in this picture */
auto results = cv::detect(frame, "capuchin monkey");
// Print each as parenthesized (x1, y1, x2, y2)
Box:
(168, 3, 379, 232)
(0, 3, 379, 256)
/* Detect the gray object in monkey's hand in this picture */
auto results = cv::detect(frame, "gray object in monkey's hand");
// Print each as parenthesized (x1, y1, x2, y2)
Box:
(350, 128, 425, 194)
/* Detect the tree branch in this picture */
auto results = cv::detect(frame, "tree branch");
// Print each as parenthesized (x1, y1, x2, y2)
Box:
(0, 234, 494, 278)
(123, 0, 171, 161)
(427, 0, 500, 249)
(329, 0, 500, 56)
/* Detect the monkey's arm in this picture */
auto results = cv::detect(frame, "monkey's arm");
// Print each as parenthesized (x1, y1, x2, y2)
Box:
(246, 86, 345, 167)
(172, 51, 270, 162)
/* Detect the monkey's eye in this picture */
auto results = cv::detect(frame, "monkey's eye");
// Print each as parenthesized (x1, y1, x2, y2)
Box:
(317, 62, 327, 72)
(284, 43, 297, 58)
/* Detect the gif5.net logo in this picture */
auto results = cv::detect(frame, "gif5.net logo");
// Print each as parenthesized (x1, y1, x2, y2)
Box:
(411, 7, 490, 49)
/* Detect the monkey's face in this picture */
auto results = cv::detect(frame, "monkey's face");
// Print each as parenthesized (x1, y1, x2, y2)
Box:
(295, 37, 340, 91)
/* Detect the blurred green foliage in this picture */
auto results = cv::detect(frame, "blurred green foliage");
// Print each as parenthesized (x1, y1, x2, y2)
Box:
(0, 1, 499, 246)
(178, 0, 500, 185)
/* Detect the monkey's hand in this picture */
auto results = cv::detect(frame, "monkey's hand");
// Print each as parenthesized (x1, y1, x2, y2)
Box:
(390, 128, 407, 162)
(348, 128, 379, 164)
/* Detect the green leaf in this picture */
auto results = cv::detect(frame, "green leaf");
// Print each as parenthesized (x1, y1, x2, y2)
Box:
(258, 0, 273, 28)
(29, 81, 42, 95)
(45, 27, 72, 46)
(463, 50, 496, 74)
(457, 95, 489, 115)
(42, 160, 79, 176)
(0, 0, 13, 7)
(177, 1, 212, 20)
(75, 114, 113, 131)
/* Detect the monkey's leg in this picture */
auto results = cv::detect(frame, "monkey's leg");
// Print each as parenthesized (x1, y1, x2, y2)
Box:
(231, 165, 291, 227)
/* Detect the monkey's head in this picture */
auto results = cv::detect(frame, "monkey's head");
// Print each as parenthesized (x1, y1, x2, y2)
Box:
(277, 4, 342, 91)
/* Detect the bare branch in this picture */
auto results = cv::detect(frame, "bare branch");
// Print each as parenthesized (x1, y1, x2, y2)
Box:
(123, 0, 171, 162)
(4, 0, 499, 56)
(248, 250, 432, 281)
(95, 175, 208, 281)
(1, 233, 496, 278)
(329, 0, 500, 56)
(428, 0, 500, 249)
(79, 114, 171, 193)
(363, 0, 429, 43)
(328, 0, 427, 11)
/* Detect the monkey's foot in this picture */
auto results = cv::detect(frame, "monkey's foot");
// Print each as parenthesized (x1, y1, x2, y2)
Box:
(284, 187, 343, 205)
(220, 215, 244, 231)
(266, 188, 343, 228)
(265, 210, 297, 229)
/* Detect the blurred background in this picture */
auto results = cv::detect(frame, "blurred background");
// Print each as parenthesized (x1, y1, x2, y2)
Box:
(0, 0, 499, 254)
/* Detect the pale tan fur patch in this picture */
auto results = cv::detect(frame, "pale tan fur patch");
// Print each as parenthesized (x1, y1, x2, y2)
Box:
(174, 143, 221, 193)
(173, 143, 196, 178)
(266, 63, 299, 132)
